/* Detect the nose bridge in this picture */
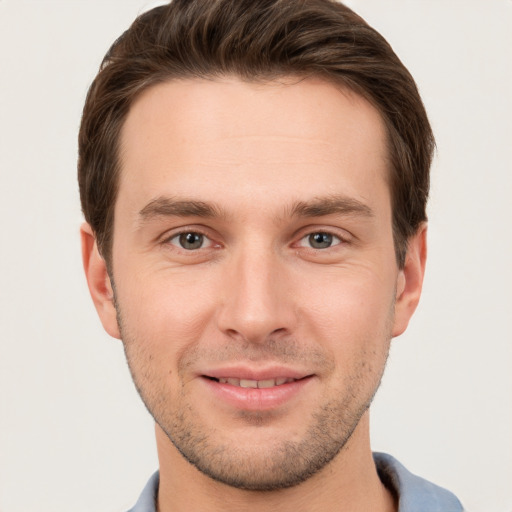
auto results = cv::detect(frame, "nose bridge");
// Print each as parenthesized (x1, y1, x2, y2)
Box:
(217, 239, 294, 343)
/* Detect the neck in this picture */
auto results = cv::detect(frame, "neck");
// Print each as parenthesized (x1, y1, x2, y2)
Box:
(155, 414, 396, 512)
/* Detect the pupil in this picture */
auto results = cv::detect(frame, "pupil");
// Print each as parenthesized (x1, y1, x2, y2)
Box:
(310, 232, 332, 249)
(179, 232, 203, 250)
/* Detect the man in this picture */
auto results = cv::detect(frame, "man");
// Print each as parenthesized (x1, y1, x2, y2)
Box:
(78, 1, 464, 510)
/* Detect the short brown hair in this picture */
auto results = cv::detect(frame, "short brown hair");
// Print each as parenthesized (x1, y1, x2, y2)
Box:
(78, 0, 434, 268)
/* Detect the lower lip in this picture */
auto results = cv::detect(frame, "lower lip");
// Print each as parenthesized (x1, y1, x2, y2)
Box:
(200, 376, 313, 411)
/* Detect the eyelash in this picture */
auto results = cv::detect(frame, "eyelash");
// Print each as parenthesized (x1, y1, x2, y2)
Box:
(161, 228, 349, 253)
(296, 231, 344, 250)
(164, 229, 215, 251)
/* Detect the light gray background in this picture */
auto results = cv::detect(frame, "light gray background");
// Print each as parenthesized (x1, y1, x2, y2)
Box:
(0, 1, 511, 511)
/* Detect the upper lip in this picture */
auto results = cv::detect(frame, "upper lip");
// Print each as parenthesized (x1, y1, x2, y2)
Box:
(200, 366, 312, 381)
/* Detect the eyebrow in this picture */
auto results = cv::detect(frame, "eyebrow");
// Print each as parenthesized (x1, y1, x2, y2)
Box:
(288, 195, 374, 219)
(138, 197, 224, 221)
(137, 194, 373, 225)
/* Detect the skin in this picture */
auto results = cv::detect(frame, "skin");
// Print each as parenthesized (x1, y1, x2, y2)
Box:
(82, 77, 426, 512)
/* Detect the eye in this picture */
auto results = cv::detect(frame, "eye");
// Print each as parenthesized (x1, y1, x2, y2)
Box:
(168, 232, 211, 250)
(299, 232, 342, 249)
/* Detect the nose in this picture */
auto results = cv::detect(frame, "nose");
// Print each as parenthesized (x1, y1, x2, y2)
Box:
(216, 245, 297, 344)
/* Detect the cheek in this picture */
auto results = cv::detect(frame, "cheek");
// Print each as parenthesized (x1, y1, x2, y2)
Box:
(114, 268, 220, 367)
(303, 266, 395, 317)
(296, 267, 396, 354)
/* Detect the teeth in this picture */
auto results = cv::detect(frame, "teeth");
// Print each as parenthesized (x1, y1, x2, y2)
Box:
(257, 379, 276, 389)
(240, 379, 258, 388)
(217, 377, 296, 388)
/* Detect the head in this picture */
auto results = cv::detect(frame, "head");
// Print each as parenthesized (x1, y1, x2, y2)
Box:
(78, 0, 433, 271)
(79, 0, 431, 494)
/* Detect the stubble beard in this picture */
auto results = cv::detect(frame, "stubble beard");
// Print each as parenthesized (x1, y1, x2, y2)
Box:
(114, 297, 392, 491)
(158, 383, 380, 491)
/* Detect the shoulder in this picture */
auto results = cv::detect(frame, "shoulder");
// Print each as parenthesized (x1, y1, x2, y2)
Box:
(126, 471, 159, 512)
(373, 452, 465, 512)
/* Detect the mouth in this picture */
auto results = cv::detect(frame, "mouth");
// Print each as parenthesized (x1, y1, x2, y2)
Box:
(200, 372, 314, 411)
(205, 376, 298, 389)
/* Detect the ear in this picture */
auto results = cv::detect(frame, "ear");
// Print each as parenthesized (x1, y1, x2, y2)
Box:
(392, 223, 427, 337)
(80, 223, 121, 339)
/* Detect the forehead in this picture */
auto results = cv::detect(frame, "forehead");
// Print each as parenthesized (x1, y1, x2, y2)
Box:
(117, 76, 390, 215)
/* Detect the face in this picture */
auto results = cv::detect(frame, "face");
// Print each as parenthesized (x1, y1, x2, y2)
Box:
(83, 76, 425, 490)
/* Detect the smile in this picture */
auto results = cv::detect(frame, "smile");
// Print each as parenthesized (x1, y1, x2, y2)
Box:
(201, 374, 314, 411)
(213, 377, 297, 388)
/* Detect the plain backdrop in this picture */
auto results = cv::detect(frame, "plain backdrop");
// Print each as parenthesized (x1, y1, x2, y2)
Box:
(0, 1, 511, 511)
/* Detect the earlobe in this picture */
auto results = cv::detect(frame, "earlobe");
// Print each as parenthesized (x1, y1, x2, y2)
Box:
(392, 224, 428, 337)
(80, 223, 121, 339)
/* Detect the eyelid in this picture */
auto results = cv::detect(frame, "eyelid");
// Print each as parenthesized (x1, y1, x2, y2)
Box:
(296, 232, 342, 248)
(160, 226, 219, 248)
(168, 232, 213, 249)
(293, 226, 353, 247)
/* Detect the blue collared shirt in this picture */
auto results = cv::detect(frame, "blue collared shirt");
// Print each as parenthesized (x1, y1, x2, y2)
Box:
(127, 452, 464, 511)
